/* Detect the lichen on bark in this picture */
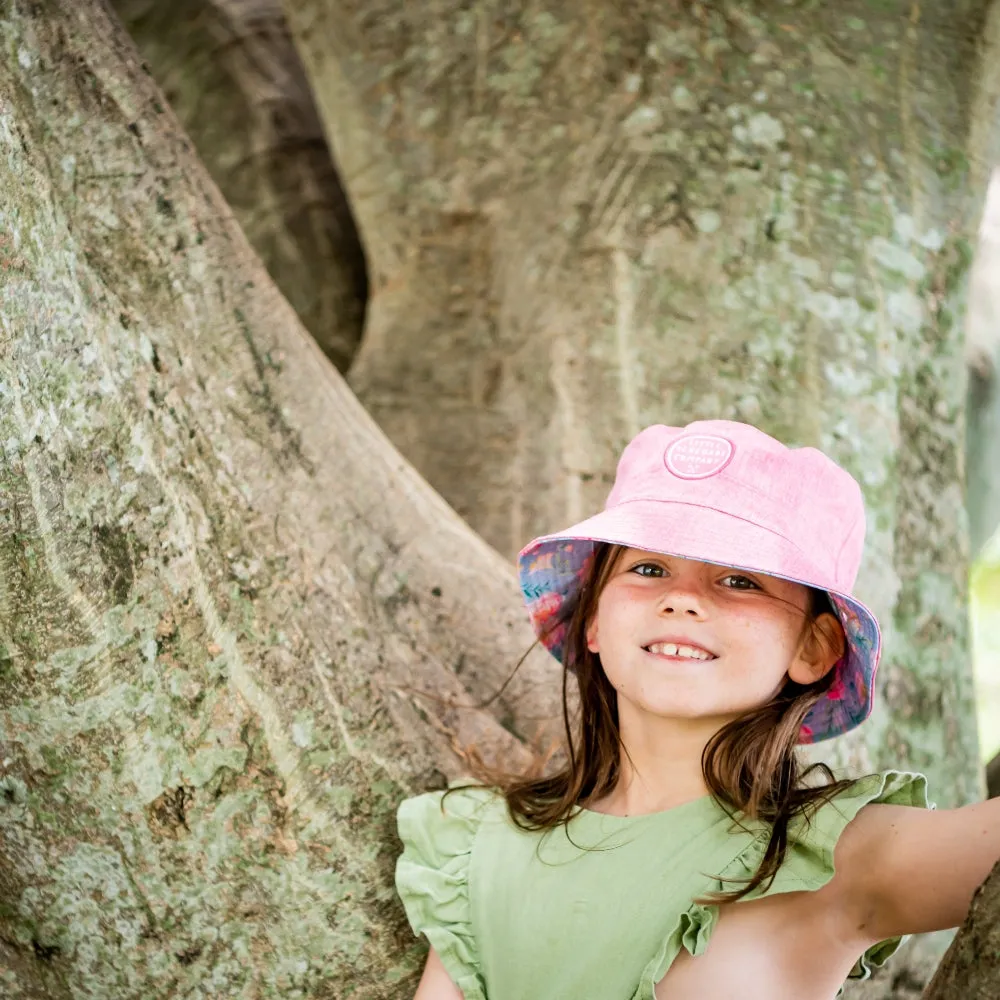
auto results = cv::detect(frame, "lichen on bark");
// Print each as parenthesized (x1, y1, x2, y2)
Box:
(921, 860, 1000, 998)
(0, 1, 552, 995)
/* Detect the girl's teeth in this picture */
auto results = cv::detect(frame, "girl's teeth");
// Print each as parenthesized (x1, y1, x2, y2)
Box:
(646, 643, 712, 660)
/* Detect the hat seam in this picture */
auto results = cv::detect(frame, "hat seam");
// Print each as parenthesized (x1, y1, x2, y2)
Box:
(834, 506, 865, 584)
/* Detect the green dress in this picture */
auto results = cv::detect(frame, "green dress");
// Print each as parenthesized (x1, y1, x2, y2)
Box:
(394, 771, 930, 1000)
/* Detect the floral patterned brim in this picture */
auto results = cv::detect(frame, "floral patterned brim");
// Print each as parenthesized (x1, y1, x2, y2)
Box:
(518, 536, 881, 744)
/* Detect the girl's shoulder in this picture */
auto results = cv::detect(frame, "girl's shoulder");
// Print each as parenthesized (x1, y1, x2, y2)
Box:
(792, 769, 931, 851)
(394, 783, 506, 1000)
(397, 782, 504, 840)
(825, 769, 930, 814)
(781, 771, 932, 975)
(682, 770, 932, 992)
(770, 769, 931, 892)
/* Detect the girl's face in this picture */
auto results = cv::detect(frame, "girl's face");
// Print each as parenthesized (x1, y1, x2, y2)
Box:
(585, 548, 840, 728)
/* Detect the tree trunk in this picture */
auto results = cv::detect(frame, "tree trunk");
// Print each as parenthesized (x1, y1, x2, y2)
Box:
(283, 0, 1000, 991)
(921, 862, 1000, 999)
(987, 747, 1000, 799)
(0, 1, 561, 995)
(111, 0, 369, 373)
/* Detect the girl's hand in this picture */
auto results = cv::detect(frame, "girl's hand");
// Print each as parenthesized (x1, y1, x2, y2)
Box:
(836, 796, 1000, 941)
(414, 947, 466, 1000)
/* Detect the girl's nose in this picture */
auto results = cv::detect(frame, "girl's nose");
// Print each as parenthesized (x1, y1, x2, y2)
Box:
(658, 584, 706, 618)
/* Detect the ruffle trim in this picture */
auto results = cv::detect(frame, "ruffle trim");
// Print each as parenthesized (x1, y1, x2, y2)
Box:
(395, 786, 495, 1000)
(634, 770, 931, 999)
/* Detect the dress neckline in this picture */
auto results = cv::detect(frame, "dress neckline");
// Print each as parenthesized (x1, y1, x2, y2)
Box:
(572, 791, 718, 826)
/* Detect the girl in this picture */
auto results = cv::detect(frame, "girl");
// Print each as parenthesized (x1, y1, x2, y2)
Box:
(395, 420, 1000, 1000)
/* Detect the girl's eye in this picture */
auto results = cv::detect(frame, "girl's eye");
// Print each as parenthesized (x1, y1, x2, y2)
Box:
(630, 562, 665, 578)
(720, 574, 760, 591)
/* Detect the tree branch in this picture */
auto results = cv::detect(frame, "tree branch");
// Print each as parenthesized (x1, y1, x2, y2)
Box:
(922, 861, 1000, 998)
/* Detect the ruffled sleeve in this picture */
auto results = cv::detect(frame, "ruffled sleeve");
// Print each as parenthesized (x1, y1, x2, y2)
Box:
(395, 786, 495, 1000)
(778, 769, 931, 982)
(639, 770, 931, 998)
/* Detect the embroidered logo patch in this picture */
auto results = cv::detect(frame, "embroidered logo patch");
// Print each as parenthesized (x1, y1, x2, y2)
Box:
(664, 434, 734, 479)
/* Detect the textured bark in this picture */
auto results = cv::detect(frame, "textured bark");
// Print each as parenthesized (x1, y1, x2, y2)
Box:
(283, 1, 1000, 992)
(921, 862, 1000, 999)
(111, 0, 368, 373)
(0, 1, 562, 996)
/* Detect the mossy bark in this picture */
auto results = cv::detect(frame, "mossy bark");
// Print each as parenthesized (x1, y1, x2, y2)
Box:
(287, 0, 993, 796)
(111, 0, 368, 373)
(920, 862, 1000, 999)
(0, 1, 561, 995)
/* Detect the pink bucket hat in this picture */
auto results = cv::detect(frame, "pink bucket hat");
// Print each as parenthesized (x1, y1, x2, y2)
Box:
(517, 420, 881, 744)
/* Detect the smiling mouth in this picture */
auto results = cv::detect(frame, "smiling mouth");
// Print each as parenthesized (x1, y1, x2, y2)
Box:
(642, 642, 717, 661)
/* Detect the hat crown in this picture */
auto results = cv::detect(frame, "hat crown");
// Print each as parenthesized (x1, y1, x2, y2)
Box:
(606, 420, 866, 592)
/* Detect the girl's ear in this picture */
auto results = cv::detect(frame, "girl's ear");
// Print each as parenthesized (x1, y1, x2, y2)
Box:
(586, 616, 600, 653)
(788, 612, 846, 685)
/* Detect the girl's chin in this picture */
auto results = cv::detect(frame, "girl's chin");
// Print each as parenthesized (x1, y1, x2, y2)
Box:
(618, 688, 758, 724)
(620, 696, 734, 723)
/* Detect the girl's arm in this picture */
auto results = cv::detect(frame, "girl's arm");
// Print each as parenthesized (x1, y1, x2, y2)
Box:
(414, 947, 465, 1000)
(837, 797, 1000, 940)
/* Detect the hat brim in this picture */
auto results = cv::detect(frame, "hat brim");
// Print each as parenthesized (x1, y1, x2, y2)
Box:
(517, 499, 880, 743)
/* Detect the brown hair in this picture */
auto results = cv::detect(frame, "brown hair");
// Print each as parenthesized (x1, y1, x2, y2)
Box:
(491, 542, 857, 903)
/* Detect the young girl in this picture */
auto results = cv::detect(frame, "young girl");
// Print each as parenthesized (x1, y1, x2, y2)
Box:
(394, 420, 1000, 1000)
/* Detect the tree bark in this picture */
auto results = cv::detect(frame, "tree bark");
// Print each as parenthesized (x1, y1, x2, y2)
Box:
(921, 862, 1000, 999)
(111, 0, 369, 373)
(986, 748, 1000, 799)
(0, 1, 560, 995)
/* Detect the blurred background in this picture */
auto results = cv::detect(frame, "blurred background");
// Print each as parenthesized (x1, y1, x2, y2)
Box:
(971, 169, 1000, 778)
(975, 536, 1000, 765)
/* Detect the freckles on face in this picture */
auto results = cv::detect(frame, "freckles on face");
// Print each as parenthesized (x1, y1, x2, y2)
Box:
(587, 551, 811, 722)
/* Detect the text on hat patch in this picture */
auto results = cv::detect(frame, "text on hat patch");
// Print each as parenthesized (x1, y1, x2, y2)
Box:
(664, 434, 734, 480)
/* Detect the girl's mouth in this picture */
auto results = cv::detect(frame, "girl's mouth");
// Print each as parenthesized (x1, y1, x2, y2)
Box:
(642, 642, 716, 661)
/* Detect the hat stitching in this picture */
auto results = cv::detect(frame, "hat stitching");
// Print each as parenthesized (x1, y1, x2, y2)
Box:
(833, 508, 866, 584)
